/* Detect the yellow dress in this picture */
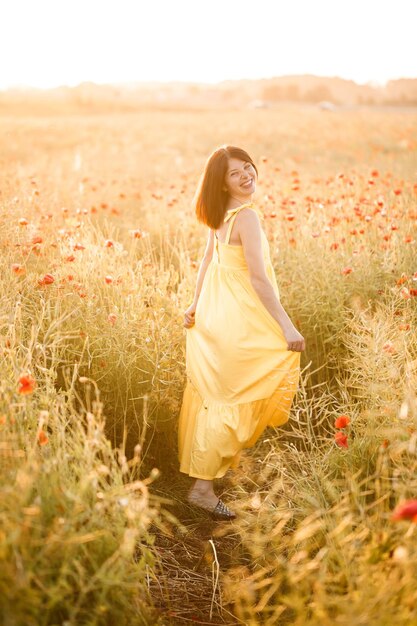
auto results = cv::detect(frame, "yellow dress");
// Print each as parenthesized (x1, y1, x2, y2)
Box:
(178, 202, 301, 480)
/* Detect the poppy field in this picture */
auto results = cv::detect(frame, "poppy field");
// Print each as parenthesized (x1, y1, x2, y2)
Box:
(1, 102, 417, 625)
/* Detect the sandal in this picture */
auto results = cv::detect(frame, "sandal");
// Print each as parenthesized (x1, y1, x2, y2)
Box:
(187, 493, 237, 521)
(211, 498, 237, 521)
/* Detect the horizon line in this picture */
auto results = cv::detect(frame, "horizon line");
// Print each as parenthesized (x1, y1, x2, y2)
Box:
(1, 73, 416, 93)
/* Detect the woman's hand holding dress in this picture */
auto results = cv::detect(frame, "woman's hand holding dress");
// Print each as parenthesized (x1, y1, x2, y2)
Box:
(184, 302, 197, 328)
(283, 326, 305, 352)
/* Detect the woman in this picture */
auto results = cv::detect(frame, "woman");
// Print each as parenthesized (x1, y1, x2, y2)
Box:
(178, 145, 305, 521)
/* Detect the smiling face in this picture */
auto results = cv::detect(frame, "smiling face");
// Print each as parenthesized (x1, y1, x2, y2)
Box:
(222, 157, 257, 203)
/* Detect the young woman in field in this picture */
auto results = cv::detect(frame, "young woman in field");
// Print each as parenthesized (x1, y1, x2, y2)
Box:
(178, 145, 305, 520)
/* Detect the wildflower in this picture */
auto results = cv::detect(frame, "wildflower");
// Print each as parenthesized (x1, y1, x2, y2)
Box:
(335, 432, 348, 448)
(105, 275, 114, 284)
(108, 313, 117, 325)
(335, 415, 350, 428)
(104, 239, 114, 247)
(11, 264, 26, 275)
(31, 235, 43, 245)
(38, 430, 49, 446)
(18, 373, 36, 395)
(399, 323, 410, 331)
(396, 273, 409, 285)
(382, 341, 396, 354)
(391, 500, 417, 522)
(73, 243, 85, 251)
(38, 273, 55, 286)
(341, 267, 353, 275)
(18, 218, 29, 226)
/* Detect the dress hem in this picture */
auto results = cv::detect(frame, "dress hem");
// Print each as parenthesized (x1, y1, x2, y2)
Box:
(179, 468, 230, 480)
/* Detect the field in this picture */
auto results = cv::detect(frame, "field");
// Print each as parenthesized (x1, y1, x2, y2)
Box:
(1, 102, 417, 625)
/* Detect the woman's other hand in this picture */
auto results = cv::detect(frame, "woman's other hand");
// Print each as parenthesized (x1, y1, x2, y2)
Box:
(283, 327, 305, 352)
(184, 302, 197, 329)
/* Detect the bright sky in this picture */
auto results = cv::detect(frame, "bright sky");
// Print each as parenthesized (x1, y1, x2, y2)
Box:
(1, 0, 416, 90)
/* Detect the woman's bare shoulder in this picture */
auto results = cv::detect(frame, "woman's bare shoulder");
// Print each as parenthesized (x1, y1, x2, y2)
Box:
(236, 206, 262, 229)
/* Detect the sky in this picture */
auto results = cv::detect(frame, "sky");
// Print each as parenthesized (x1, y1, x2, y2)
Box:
(0, 0, 416, 90)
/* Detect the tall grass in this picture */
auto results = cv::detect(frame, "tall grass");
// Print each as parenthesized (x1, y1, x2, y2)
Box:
(213, 298, 417, 625)
(0, 366, 168, 624)
(1, 104, 417, 624)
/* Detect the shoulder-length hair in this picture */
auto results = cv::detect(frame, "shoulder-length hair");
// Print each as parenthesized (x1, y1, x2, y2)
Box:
(192, 144, 258, 229)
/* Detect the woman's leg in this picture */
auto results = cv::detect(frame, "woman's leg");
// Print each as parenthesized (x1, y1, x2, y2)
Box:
(187, 478, 219, 508)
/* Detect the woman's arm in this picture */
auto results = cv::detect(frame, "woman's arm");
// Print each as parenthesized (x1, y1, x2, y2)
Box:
(238, 209, 297, 335)
(191, 229, 215, 305)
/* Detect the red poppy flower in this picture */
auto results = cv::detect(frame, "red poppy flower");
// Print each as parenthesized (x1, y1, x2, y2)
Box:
(382, 341, 396, 354)
(11, 264, 26, 275)
(396, 274, 408, 285)
(335, 432, 348, 448)
(38, 430, 49, 446)
(391, 500, 417, 522)
(18, 373, 36, 395)
(341, 267, 353, 275)
(38, 273, 55, 286)
(335, 415, 350, 428)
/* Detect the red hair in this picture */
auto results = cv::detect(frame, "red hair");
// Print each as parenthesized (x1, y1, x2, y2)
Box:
(192, 144, 258, 229)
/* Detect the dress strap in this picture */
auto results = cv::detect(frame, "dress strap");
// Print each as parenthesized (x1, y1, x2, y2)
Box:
(223, 202, 263, 245)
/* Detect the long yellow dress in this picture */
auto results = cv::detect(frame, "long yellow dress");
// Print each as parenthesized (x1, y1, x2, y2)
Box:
(178, 202, 301, 480)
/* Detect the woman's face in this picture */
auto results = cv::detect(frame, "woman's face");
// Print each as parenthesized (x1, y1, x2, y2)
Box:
(223, 157, 257, 199)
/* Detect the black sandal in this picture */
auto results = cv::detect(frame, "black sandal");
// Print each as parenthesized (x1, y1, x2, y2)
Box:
(211, 498, 237, 521)
(187, 493, 237, 521)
